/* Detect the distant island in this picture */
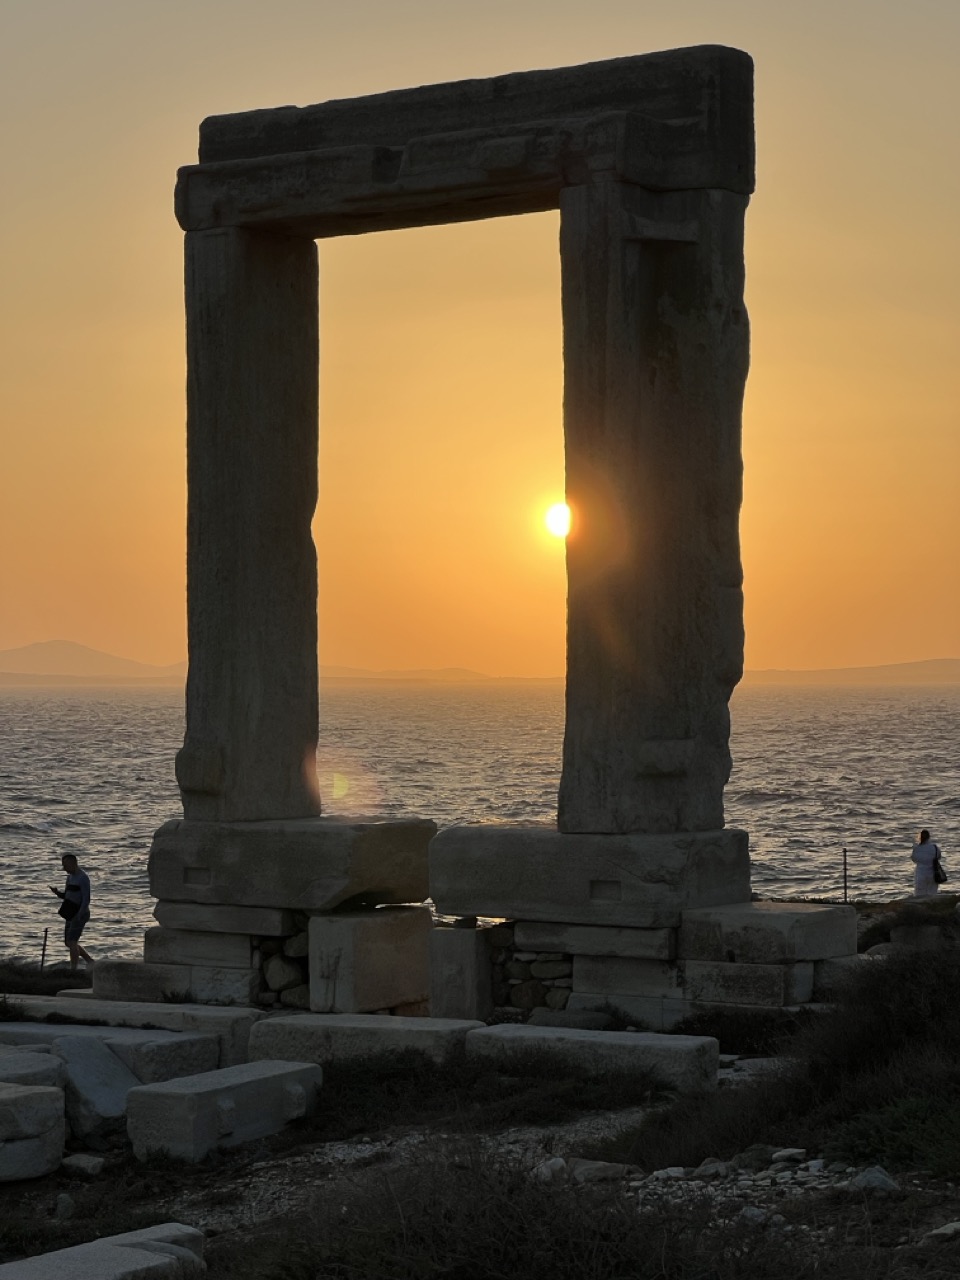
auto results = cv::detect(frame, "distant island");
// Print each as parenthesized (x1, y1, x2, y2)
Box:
(1, 640, 959, 687)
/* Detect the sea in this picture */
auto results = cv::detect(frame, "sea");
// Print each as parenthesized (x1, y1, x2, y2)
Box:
(1, 683, 957, 963)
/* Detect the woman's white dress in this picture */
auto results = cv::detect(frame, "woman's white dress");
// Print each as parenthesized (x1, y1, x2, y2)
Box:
(912, 841, 940, 897)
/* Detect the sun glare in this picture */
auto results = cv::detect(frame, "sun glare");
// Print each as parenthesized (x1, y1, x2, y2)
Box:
(545, 502, 571, 538)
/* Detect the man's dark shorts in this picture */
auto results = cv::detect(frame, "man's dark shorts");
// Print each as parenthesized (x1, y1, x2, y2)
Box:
(64, 909, 90, 945)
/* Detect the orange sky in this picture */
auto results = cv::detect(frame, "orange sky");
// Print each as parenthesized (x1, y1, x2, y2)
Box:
(1, 1, 957, 676)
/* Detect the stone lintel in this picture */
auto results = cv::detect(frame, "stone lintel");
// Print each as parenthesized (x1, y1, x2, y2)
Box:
(198, 45, 754, 191)
(428, 825, 750, 928)
(148, 817, 434, 910)
(176, 110, 745, 237)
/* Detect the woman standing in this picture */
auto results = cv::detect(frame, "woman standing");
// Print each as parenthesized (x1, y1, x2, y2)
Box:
(911, 828, 942, 898)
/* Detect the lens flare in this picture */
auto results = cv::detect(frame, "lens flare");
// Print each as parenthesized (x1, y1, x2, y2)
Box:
(545, 502, 571, 538)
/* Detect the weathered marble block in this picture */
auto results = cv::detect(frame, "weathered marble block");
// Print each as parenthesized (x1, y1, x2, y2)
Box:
(515, 922, 676, 960)
(430, 826, 750, 927)
(572, 956, 682, 998)
(144, 926, 256, 969)
(154, 901, 297, 935)
(0, 1224, 205, 1278)
(127, 1060, 323, 1162)
(679, 901, 857, 964)
(248, 1013, 483, 1068)
(93, 959, 260, 1007)
(309, 907, 431, 1013)
(683, 959, 814, 1007)
(465, 1024, 717, 1093)
(149, 816, 434, 909)
(429, 926, 493, 1021)
(7, 996, 262, 1068)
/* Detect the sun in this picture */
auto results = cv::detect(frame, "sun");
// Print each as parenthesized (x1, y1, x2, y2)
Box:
(545, 502, 571, 538)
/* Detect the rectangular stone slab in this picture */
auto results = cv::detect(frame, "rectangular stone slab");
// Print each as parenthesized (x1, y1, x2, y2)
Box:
(0, 1022, 219, 1084)
(309, 907, 431, 1013)
(516, 922, 676, 959)
(7, 997, 263, 1068)
(92, 959, 260, 1007)
(149, 816, 434, 909)
(198, 45, 753, 197)
(247, 1013, 483, 1068)
(682, 960, 814, 1007)
(572, 956, 682, 998)
(0, 1223, 205, 1277)
(127, 1059, 322, 1161)
(430, 927, 493, 1021)
(429, 826, 750, 927)
(153, 901, 297, 935)
(143, 927, 256, 968)
(679, 901, 858, 964)
(465, 1024, 717, 1093)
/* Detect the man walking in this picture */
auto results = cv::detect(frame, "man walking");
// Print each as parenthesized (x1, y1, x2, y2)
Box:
(50, 854, 94, 972)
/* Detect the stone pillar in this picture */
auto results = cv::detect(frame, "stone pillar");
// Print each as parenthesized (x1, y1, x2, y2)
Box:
(558, 181, 749, 834)
(177, 228, 321, 821)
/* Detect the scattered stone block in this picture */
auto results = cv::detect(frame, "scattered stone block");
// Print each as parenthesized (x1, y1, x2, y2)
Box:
(107, 1032, 219, 1085)
(149, 816, 434, 909)
(283, 931, 309, 957)
(679, 901, 857, 964)
(430, 926, 493, 1021)
(0, 1052, 66, 1089)
(248, 1013, 482, 1068)
(572, 956, 682, 998)
(465, 1025, 717, 1093)
(154, 900, 296, 935)
(430, 826, 750, 927)
(52, 1036, 141, 1140)
(0, 1023, 218, 1083)
(0, 1222, 205, 1277)
(8, 996, 263, 1068)
(309, 907, 431, 1013)
(0, 1083, 64, 1141)
(143, 926, 256, 968)
(515, 922, 676, 960)
(127, 1060, 323, 1161)
(0, 1126, 65, 1183)
(279, 984, 311, 1009)
(683, 960, 814, 1006)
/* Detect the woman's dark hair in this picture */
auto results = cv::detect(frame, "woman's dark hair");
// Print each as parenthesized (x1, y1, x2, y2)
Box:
(919, 829, 931, 844)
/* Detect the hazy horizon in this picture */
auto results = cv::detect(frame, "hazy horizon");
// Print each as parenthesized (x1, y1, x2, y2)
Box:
(1, 1, 957, 677)
(3, 639, 960, 687)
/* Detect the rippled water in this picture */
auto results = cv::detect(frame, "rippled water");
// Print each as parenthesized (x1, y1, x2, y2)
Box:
(1, 684, 957, 962)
